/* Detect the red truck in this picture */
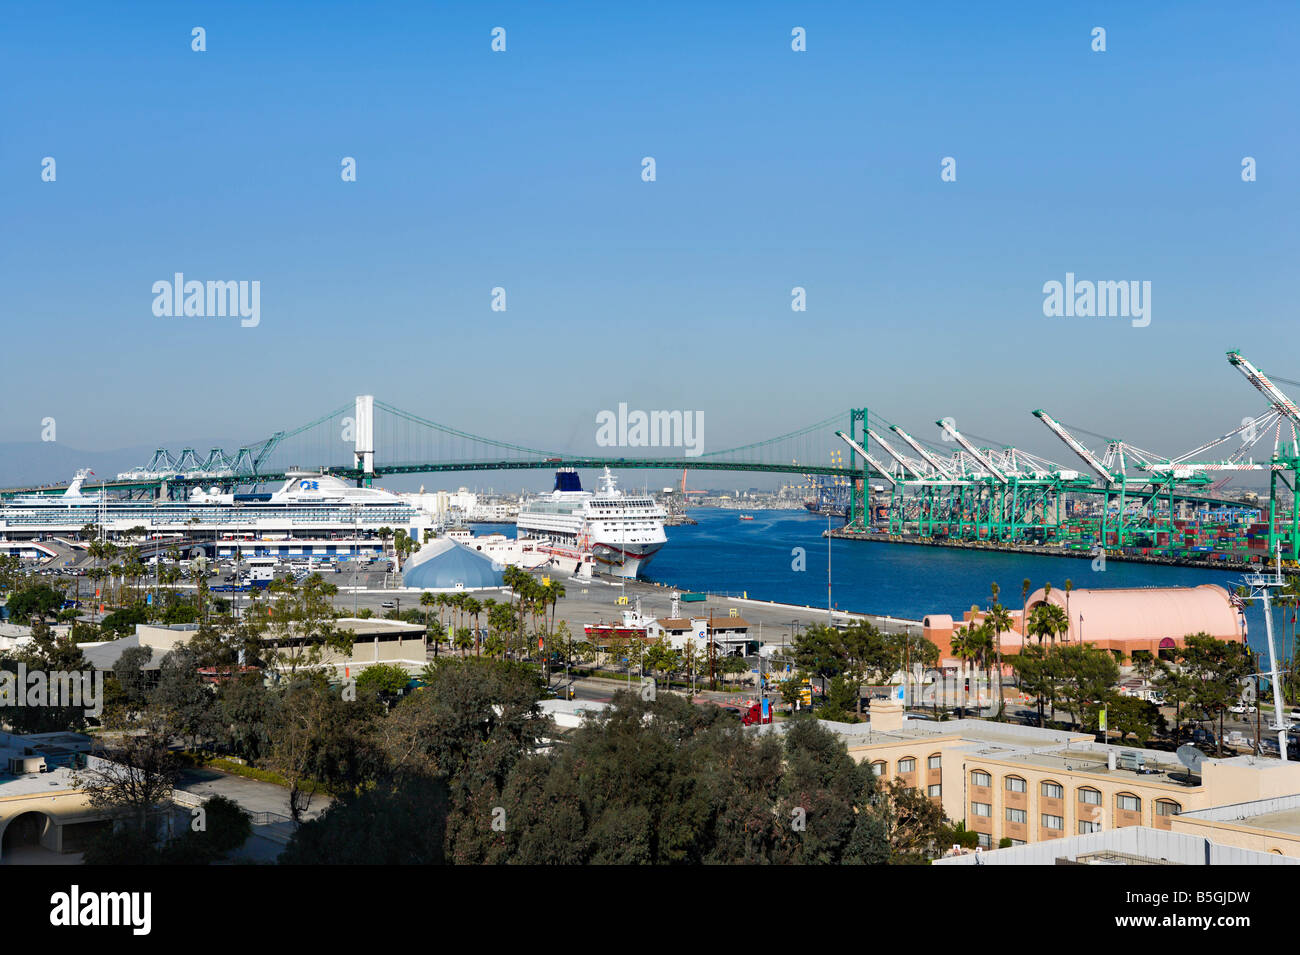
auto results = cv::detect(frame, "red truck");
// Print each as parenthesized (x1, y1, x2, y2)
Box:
(741, 701, 774, 726)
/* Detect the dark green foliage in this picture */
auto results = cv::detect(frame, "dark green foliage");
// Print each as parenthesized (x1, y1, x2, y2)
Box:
(268, 659, 946, 865)
(101, 603, 149, 636)
(84, 795, 253, 865)
(280, 778, 449, 865)
(355, 663, 411, 703)
(154, 647, 221, 747)
(113, 645, 154, 705)
(218, 677, 275, 763)
(1, 618, 92, 732)
(82, 825, 161, 865)
(5, 585, 67, 622)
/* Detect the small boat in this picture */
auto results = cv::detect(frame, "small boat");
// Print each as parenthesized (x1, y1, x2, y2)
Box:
(738, 514, 754, 521)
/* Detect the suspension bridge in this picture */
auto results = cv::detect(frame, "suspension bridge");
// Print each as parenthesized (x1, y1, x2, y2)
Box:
(6, 350, 1300, 561)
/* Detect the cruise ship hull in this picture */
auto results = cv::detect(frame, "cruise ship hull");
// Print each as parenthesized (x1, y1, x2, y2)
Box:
(592, 540, 664, 578)
(515, 468, 668, 580)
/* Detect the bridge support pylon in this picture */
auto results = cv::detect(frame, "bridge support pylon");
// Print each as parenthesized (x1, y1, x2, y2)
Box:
(354, 395, 375, 486)
(846, 408, 868, 531)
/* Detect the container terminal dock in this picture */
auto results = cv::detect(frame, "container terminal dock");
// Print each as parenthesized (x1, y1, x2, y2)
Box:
(818, 351, 1300, 575)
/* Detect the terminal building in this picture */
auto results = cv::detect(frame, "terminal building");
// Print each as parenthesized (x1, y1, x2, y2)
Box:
(78, 620, 429, 680)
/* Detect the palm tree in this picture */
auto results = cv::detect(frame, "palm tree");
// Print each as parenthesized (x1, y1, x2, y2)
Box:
(464, 596, 482, 655)
(420, 591, 437, 649)
(967, 620, 995, 711)
(950, 619, 975, 713)
(488, 602, 514, 660)
(1021, 577, 1032, 648)
(547, 581, 566, 636)
(986, 603, 1015, 717)
(1063, 579, 1074, 642)
(435, 592, 450, 634)
(1045, 603, 1068, 648)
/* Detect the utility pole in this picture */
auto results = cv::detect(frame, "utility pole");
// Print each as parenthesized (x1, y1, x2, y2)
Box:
(708, 610, 716, 691)
(827, 512, 833, 624)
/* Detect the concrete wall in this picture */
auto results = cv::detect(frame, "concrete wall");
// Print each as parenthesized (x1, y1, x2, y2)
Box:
(0, 788, 102, 860)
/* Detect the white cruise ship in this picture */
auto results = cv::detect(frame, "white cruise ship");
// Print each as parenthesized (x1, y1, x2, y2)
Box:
(0, 469, 430, 543)
(516, 469, 667, 578)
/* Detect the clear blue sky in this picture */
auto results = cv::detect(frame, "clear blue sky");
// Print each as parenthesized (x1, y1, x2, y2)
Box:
(3, 1, 1296, 475)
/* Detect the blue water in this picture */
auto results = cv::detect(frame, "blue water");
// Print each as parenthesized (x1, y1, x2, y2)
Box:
(477, 509, 1293, 658)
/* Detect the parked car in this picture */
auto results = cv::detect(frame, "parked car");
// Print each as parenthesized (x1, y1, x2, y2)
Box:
(1229, 703, 1257, 715)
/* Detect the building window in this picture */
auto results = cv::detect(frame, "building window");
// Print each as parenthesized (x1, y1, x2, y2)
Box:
(1041, 781, 1064, 800)
(898, 757, 916, 774)
(1078, 820, 1101, 834)
(1005, 776, 1027, 793)
(976, 832, 991, 848)
(1118, 794, 1141, 813)
(1078, 787, 1102, 805)
(928, 754, 942, 770)
(1155, 800, 1180, 817)
(1009, 839, 1026, 846)
(971, 802, 992, 817)
(1006, 808, 1027, 824)
(1041, 814, 1064, 830)
(870, 762, 885, 777)
(927, 784, 942, 798)
(971, 770, 992, 787)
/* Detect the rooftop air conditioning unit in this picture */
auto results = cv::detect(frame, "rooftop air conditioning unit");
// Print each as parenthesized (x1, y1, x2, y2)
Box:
(1116, 751, 1144, 771)
(7, 755, 46, 775)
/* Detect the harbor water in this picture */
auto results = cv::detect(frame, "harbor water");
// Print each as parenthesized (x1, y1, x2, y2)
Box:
(481, 508, 1294, 660)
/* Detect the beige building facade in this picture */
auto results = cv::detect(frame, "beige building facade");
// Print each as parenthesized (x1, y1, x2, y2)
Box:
(837, 701, 1300, 850)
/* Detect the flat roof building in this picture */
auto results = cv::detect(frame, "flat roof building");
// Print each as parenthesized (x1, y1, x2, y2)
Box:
(803, 699, 1300, 852)
(0, 730, 104, 862)
(79, 619, 428, 679)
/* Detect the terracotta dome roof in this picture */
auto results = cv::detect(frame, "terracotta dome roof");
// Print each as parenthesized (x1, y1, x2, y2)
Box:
(1025, 584, 1244, 644)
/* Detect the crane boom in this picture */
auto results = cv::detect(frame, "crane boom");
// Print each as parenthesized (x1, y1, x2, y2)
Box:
(865, 428, 925, 479)
(1032, 410, 1115, 486)
(834, 432, 897, 488)
(1228, 351, 1300, 426)
(889, 425, 954, 478)
(937, 420, 1008, 483)
(1169, 411, 1276, 465)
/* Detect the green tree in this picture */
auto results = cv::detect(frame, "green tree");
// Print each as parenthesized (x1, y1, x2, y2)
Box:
(1053, 643, 1120, 729)
(153, 647, 220, 748)
(73, 710, 179, 834)
(112, 645, 154, 706)
(1011, 642, 1053, 727)
(1100, 692, 1165, 746)
(1180, 633, 1255, 757)
(5, 584, 67, 621)
(792, 624, 845, 705)
(263, 574, 353, 678)
(356, 663, 411, 707)
(265, 676, 383, 822)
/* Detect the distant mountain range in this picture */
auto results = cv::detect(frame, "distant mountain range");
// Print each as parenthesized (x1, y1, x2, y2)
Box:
(0, 443, 158, 488)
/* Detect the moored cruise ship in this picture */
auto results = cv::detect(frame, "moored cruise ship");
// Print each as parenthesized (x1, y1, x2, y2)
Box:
(0, 469, 430, 544)
(516, 469, 667, 578)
